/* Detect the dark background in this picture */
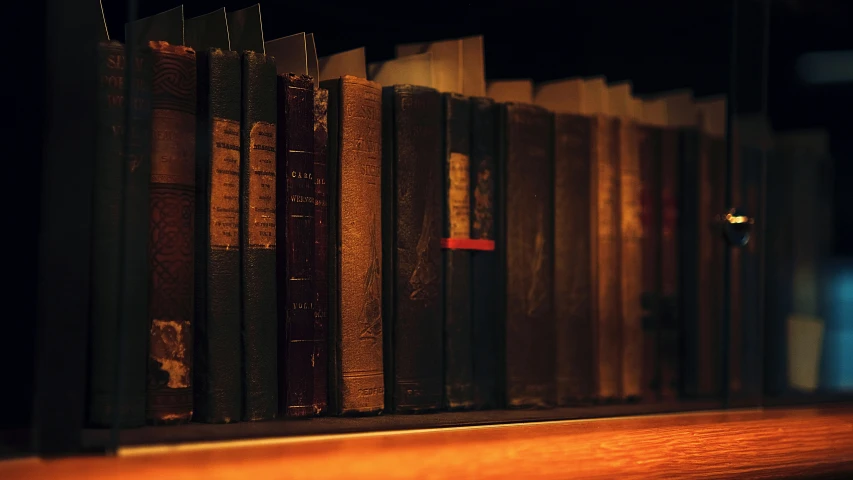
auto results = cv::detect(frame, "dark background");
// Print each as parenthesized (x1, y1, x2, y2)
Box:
(99, 0, 852, 253)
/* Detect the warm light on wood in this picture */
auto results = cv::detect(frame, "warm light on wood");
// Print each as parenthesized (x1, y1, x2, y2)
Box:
(3, 406, 853, 479)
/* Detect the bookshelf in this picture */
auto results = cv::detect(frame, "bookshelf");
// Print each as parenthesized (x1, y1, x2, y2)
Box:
(4, 406, 853, 479)
(7, 0, 852, 476)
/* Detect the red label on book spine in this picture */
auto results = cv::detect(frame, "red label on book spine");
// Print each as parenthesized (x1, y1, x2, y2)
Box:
(441, 238, 495, 251)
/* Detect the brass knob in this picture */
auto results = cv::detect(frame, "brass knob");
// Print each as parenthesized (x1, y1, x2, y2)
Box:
(717, 207, 754, 247)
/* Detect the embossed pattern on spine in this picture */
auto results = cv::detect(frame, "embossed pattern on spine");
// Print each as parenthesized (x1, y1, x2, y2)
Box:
(553, 114, 594, 405)
(240, 51, 278, 421)
(321, 76, 385, 415)
(193, 48, 242, 424)
(89, 42, 152, 427)
(313, 87, 329, 415)
(502, 103, 556, 408)
(277, 74, 316, 417)
(147, 42, 197, 425)
(593, 116, 621, 401)
(619, 118, 644, 400)
(382, 85, 443, 413)
(443, 94, 474, 409)
(470, 97, 499, 409)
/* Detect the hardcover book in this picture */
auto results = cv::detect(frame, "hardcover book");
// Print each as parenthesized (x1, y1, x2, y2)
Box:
(321, 74, 385, 415)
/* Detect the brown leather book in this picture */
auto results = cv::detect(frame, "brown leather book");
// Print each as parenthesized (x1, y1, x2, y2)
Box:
(313, 87, 329, 415)
(552, 113, 595, 404)
(277, 74, 317, 417)
(381, 84, 444, 413)
(321, 75, 385, 415)
(500, 102, 556, 408)
(610, 83, 643, 401)
(146, 41, 197, 425)
(534, 78, 593, 405)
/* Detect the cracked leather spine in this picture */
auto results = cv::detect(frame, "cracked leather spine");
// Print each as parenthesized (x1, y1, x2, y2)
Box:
(312, 87, 329, 415)
(553, 113, 594, 405)
(321, 76, 385, 415)
(499, 103, 556, 408)
(89, 41, 152, 427)
(240, 51, 278, 421)
(382, 85, 444, 413)
(193, 48, 242, 423)
(277, 74, 316, 418)
(146, 42, 197, 425)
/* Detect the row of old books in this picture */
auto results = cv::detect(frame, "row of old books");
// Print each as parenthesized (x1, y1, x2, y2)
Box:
(87, 4, 832, 428)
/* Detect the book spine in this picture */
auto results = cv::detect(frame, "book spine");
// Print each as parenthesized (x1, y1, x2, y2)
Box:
(470, 97, 500, 409)
(593, 116, 621, 401)
(442, 94, 474, 410)
(741, 146, 763, 402)
(313, 87, 329, 415)
(660, 128, 681, 399)
(502, 103, 556, 408)
(277, 74, 316, 418)
(89, 42, 152, 427)
(240, 51, 278, 421)
(322, 76, 385, 415)
(553, 114, 594, 405)
(619, 119, 644, 400)
(382, 85, 444, 413)
(146, 42, 197, 425)
(193, 48, 242, 423)
(638, 126, 663, 401)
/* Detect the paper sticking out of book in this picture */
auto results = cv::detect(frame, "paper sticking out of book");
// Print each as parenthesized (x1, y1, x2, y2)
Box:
(368, 52, 434, 88)
(226, 4, 264, 53)
(185, 8, 230, 51)
(265, 32, 309, 76)
(97, 0, 109, 42)
(580, 76, 608, 115)
(306, 33, 319, 87)
(125, 5, 184, 49)
(787, 313, 825, 392)
(639, 96, 667, 127)
(607, 81, 634, 119)
(534, 78, 583, 114)
(394, 36, 486, 96)
(319, 47, 367, 81)
(486, 79, 533, 104)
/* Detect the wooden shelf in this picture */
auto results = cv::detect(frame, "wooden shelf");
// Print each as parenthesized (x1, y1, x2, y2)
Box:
(3, 405, 853, 479)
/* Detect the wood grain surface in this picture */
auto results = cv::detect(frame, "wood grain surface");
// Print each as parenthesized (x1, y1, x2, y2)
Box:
(3, 406, 853, 479)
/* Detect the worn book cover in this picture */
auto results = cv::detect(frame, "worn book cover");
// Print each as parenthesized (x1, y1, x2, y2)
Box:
(321, 75, 385, 415)
(382, 84, 444, 413)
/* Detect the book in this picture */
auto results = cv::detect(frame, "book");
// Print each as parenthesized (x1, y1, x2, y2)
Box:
(321, 73, 385, 415)
(609, 81, 644, 401)
(534, 77, 595, 404)
(240, 50, 279, 421)
(277, 73, 316, 417)
(584, 76, 621, 401)
(187, 8, 242, 423)
(636, 96, 666, 401)
(442, 93, 474, 409)
(676, 90, 723, 399)
(470, 96, 500, 409)
(497, 79, 556, 408)
(145, 41, 197, 425)
(313, 86, 329, 415)
(88, 40, 153, 427)
(381, 84, 444, 413)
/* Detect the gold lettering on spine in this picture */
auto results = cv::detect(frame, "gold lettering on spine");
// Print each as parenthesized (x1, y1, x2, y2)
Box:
(249, 122, 277, 248)
(448, 152, 471, 239)
(151, 110, 196, 185)
(210, 118, 241, 248)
